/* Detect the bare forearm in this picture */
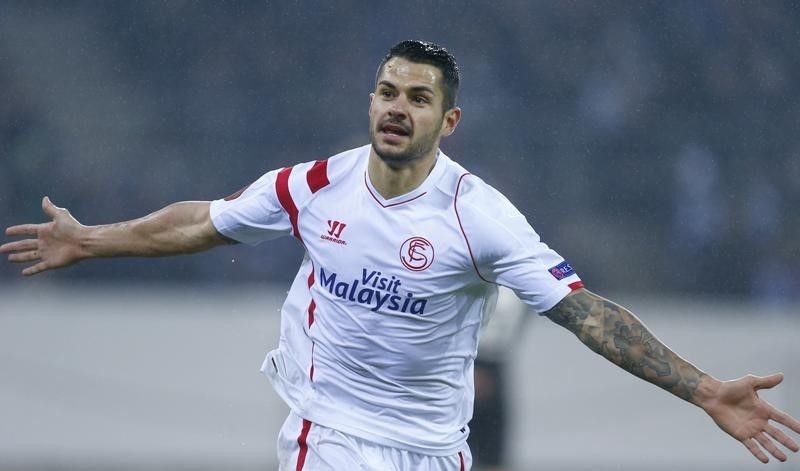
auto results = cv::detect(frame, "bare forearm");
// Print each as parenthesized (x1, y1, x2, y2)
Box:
(80, 201, 226, 258)
(544, 289, 720, 406)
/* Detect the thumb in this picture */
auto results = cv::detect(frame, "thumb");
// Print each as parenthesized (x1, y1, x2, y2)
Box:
(42, 196, 60, 219)
(753, 372, 784, 391)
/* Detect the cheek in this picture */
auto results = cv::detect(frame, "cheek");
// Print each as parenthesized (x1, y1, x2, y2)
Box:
(419, 115, 443, 135)
(368, 102, 384, 120)
(367, 106, 378, 124)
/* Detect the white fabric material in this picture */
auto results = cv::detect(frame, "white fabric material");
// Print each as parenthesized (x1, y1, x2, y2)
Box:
(210, 145, 581, 455)
(477, 286, 529, 361)
(209, 169, 291, 245)
(278, 411, 472, 471)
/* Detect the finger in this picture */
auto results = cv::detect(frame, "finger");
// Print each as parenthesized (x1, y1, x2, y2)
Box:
(5, 224, 42, 237)
(42, 196, 62, 219)
(754, 373, 783, 390)
(754, 432, 787, 462)
(765, 424, 799, 453)
(743, 438, 770, 464)
(22, 261, 49, 276)
(0, 239, 38, 254)
(7, 251, 41, 263)
(772, 408, 800, 434)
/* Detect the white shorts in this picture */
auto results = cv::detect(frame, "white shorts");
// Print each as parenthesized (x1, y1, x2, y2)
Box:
(277, 411, 473, 471)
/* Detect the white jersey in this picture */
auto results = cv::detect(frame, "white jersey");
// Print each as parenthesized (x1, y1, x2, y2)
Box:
(210, 145, 582, 456)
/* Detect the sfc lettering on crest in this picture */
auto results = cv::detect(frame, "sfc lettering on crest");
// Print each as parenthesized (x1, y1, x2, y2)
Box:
(400, 237, 434, 271)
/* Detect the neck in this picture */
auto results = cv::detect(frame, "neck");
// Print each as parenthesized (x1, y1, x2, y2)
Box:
(367, 148, 438, 199)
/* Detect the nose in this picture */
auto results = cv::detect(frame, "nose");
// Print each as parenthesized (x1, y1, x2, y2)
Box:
(387, 99, 408, 120)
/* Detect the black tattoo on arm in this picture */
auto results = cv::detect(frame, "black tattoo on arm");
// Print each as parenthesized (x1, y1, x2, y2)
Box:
(543, 289, 706, 403)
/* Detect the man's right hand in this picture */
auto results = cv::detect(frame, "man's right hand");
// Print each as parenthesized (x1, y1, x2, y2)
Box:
(1, 196, 87, 276)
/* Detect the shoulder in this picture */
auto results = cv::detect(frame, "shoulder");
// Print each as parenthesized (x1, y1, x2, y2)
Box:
(450, 168, 543, 260)
(432, 153, 519, 215)
(427, 152, 534, 245)
(325, 144, 369, 181)
(454, 172, 526, 229)
(282, 144, 368, 207)
(430, 151, 470, 199)
(287, 144, 366, 185)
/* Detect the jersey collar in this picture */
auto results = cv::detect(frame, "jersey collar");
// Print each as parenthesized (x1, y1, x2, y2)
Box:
(364, 150, 447, 208)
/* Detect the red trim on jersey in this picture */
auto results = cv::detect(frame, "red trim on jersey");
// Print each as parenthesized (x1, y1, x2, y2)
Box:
(295, 418, 312, 471)
(459, 451, 465, 471)
(309, 343, 316, 381)
(307, 270, 316, 327)
(569, 281, 585, 290)
(364, 173, 427, 208)
(454, 173, 491, 283)
(305, 263, 317, 382)
(307, 300, 316, 328)
(276, 167, 302, 241)
(306, 159, 330, 193)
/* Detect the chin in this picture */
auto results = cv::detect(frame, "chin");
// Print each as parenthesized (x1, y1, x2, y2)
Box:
(377, 150, 422, 167)
(371, 141, 413, 163)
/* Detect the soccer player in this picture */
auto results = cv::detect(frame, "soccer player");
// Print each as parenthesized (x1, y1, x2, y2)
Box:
(3, 40, 799, 470)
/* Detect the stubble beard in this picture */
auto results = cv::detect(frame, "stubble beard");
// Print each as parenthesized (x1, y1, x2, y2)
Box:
(369, 125, 438, 168)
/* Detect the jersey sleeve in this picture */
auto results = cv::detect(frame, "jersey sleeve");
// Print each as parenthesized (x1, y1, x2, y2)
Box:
(455, 174, 583, 313)
(209, 168, 292, 245)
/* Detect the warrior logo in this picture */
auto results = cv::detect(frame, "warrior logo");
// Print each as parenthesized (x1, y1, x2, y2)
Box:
(400, 237, 434, 271)
(321, 220, 347, 245)
(327, 220, 346, 238)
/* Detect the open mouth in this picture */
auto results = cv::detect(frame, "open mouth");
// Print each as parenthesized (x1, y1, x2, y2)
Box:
(380, 122, 410, 137)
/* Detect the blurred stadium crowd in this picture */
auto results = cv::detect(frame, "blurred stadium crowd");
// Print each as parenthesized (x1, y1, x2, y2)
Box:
(1, 1, 798, 302)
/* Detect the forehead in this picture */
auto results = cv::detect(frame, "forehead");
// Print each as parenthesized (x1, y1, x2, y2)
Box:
(377, 57, 443, 91)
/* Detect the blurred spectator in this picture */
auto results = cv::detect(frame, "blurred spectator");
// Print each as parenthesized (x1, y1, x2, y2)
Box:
(469, 288, 528, 471)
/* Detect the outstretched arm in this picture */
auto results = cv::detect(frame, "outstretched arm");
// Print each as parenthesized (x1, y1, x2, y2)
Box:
(1, 196, 229, 276)
(543, 288, 800, 463)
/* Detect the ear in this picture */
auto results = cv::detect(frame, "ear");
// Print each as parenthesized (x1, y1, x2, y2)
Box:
(440, 107, 462, 137)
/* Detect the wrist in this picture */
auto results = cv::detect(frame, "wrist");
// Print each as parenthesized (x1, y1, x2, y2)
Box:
(693, 374, 723, 411)
(76, 224, 98, 259)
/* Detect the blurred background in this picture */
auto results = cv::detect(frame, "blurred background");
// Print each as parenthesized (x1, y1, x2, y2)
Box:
(0, 1, 798, 470)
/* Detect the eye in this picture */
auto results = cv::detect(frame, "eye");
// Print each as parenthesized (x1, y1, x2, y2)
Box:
(380, 89, 394, 98)
(412, 95, 429, 104)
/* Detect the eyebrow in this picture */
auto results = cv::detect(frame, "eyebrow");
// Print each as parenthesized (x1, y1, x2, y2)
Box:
(377, 80, 436, 96)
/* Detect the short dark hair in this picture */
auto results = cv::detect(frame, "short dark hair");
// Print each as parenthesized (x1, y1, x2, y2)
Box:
(377, 40, 460, 111)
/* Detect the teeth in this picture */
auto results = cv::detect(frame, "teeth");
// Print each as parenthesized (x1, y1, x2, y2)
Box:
(383, 127, 406, 135)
